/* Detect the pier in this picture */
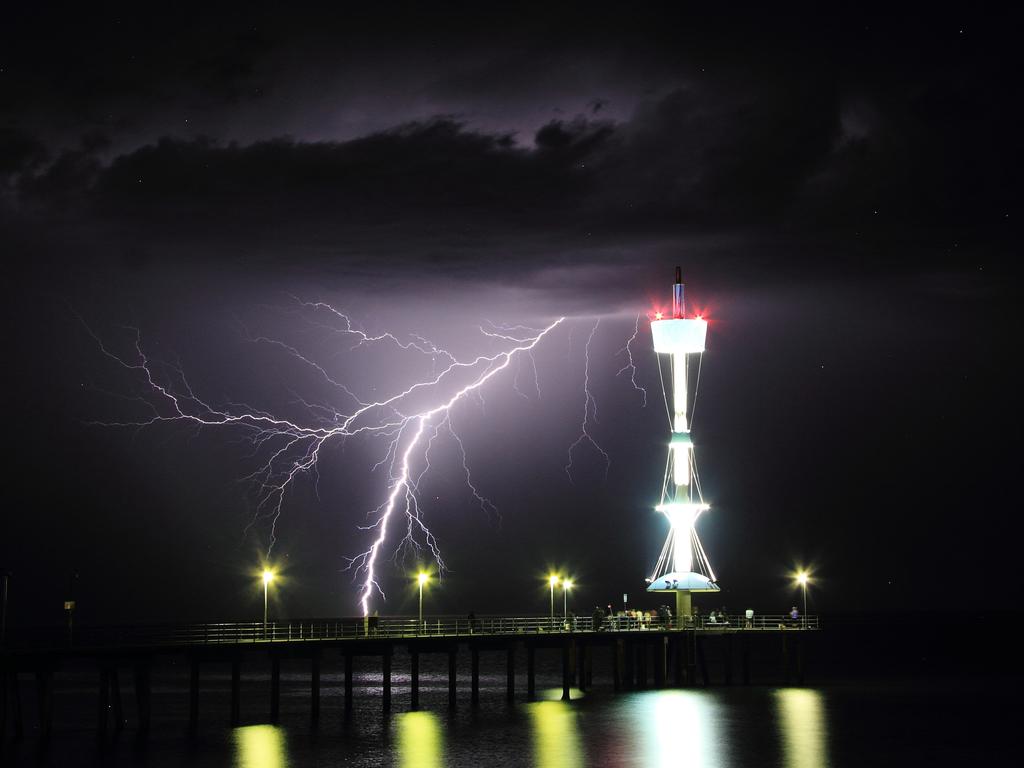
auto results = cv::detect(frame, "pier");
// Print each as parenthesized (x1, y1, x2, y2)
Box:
(1, 613, 817, 739)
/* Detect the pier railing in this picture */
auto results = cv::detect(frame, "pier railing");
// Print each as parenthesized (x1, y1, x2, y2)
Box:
(3, 613, 818, 651)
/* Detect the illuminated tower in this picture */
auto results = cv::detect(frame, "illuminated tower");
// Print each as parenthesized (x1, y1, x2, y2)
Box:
(646, 267, 719, 622)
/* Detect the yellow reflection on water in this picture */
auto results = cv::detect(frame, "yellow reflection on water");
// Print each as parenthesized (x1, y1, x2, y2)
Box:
(775, 689, 828, 768)
(233, 724, 289, 768)
(397, 711, 444, 768)
(529, 700, 583, 768)
(639, 690, 723, 768)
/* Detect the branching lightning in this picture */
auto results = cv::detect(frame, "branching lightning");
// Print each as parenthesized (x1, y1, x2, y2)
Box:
(564, 319, 611, 482)
(84, 304, 565, 615)
(616, 313, 648, 407)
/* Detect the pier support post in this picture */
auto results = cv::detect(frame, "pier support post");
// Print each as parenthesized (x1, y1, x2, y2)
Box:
(410, 650, 420, 710)
(623, 640, 634, 690)
(685, 632, 697, 686)
(527, 643, 536, 701)
(134, 662, 151, 734)
(188, 657, 199, 733)
(613, 639, 623, 692)
(447, 649, 457, 709)
(344, 654, 353, 713)
(742, 636, 751, 685)
(673, 637, 684, 687)
(655, 637, 667, 687)
(697, 637, 709, 686)
(561, 640, 571, 701)
(724, 635, 734, 685)
(637, 642, 648, 688)
(796, 635, 804, 685)
(230, 659, 241, 726)
(270, 656, 281, 723)
(575, 643, 584, 691)
(382, 651, 392, 712)
(506, 645, 515, 702)
(581, 643, 592, 691)
(310, 653, 321, 726)
(471, 646, 480, 707)
(782, 635, 790, 684)
(568, 640, 577, 686)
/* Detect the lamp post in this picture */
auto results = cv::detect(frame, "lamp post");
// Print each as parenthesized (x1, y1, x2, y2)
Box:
(563, 579, 573, 621)
(796, 571, 809, 628)
(417, 572, 429, 631)
(262, 569, 274, 636)
(548, 575, 559, 628)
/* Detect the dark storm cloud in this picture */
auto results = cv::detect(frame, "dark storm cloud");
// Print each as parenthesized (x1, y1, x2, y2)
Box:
(3, 4, 1018, 284)
(6, 80, 1011, 279)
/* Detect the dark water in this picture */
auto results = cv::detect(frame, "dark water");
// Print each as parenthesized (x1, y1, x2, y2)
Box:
(2, 664, 1019, 767)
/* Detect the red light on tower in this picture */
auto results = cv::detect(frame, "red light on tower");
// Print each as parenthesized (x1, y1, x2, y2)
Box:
(655, 311, 664, 320)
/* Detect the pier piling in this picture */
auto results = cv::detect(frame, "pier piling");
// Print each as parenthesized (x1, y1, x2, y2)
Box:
(526, 643, 536, 700)
(270, 656, 281, 723)
(506, 645, 515, 701)
(344, 654, 353, 713)
(471, 647, 480, 706)
(311, 653, 321, 725)
(410, 650, 420, 710)
(230, 659, 241, 726)
(447, 649, 457, 708)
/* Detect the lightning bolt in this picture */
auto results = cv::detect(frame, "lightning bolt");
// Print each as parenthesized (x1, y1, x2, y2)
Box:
(349, 319, 563, 615)
(83, 305, 564, 615)
(616, 314, 648, 407)
(564, 319, 611, 482)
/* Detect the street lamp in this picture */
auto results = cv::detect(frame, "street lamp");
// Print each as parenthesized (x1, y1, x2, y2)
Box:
(563, 579, 573, 621)
(417, 572, 429, 630)
(262, 569, 275, 635)
(795, 570, 810, 627)
(548, 574, 560, 627)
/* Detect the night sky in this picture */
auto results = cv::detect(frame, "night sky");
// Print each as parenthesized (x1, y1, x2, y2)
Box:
(3, 4, 1019, 627)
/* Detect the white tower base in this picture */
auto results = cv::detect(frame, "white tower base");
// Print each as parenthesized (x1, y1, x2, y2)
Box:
(648, 571, 719, 627)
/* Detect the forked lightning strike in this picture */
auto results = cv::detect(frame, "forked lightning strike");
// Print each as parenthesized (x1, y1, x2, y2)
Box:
(85, 304, 564, 615)
(617, 314, 648, 407)
(564, 319, 611, 481)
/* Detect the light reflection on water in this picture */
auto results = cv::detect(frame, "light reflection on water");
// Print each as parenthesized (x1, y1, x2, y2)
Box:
(775, 688, 829, 768)
(233, 724, 289, 768)
(397, 711, 444, 768)
(528, 700, 584, 768)
(227, 688, 829, 768)
(636, 690, 729, 768)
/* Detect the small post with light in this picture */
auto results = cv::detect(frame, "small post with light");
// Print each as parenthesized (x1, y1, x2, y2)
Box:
(796, 570, 810, 628)
(262, 569, 275, 638)
(548, 575, 559, 629)
(563, 579, 573, 623)
(417, 572, 429, 632)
